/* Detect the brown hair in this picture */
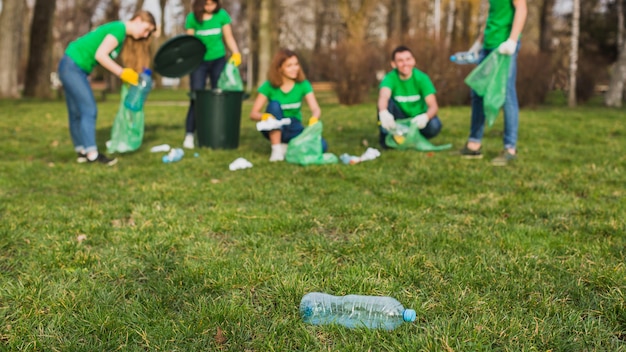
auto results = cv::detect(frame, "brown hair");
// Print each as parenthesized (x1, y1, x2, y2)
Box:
(267, 49, 306, 88)
(193, 0, 222, 23)
(120, 10, 156, 72)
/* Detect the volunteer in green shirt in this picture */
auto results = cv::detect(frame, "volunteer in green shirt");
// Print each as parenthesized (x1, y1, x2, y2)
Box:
(460, 0, 527, 166)
(250, 49, 326, 162)
(377, 45, 443, 149)
(183, 0, 241, 149)
(58, 11, 156, 166)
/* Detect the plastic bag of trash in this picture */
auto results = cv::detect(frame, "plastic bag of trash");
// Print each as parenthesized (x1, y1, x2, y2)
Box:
(286, 121, 337, 166)
(107, 84, 145, 153)
(218, 63, 244, 91)
(464, 51, 512, 127)
(384, 118, 452, 151)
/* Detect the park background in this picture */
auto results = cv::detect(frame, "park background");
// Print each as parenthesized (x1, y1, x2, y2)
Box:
(1, 0, 626, 351)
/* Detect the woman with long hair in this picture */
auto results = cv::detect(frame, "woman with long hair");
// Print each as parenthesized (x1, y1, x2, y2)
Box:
(58, 10, 156, 165)
(183, 0, 241, 149)
(250, 49, 326, 162)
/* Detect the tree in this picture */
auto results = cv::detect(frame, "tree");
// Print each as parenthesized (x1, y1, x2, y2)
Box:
(539, 0, 555, 53)
(23, 0, 57, 98)
(0, 0, 27, 98)
(569, 0, 580, 107)
(257, 0, 272, 87)
(605, 0, 626, 107)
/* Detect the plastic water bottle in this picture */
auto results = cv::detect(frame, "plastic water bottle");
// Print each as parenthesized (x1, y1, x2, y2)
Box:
(162, 148, 184, 163)
(300, 292, 416, 330)
(450, 51, 479, 65)
(339, 153, 359, 165)
(124, 68, 153, 111)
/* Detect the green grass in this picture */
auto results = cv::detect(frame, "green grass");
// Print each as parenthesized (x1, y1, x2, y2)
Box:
(1, 91, 625, 351)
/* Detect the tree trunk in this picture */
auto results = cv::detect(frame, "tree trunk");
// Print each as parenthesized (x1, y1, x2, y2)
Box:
(445, 0, 456, 49)
(618, 0, 624, 51)
(257, 0, 272, 87)
(605, 40, 626, 107)
(387, 0, 409, 45)
(569, 0, 580, 107)
(24, 0, 57, 98)
(0, 0, 27, 98)
(135, 0, 146, 13)
(539, 0, 555, 53)
(104, 0, 121, 92)
(337, 0, 376, 44)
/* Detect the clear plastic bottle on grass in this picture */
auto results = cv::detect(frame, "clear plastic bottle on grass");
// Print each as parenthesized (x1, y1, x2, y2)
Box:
(162, 148, 184, 163)
(124, 68, 153, 111)
(300, 292, 416, 330)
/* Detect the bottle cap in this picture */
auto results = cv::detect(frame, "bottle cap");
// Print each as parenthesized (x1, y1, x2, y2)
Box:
(403, 309, 417, 322)
(143, 68, 153, 76)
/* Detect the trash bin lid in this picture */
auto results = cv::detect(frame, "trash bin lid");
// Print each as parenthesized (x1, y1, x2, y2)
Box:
(153, 35, 207, 78)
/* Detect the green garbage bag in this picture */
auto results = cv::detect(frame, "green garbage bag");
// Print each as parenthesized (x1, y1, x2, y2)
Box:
(464, 51, 511, 127)
(384, 118, 452, 151)
(285, 121, 338, 166)
(217, 63, 244, 91)
(106, 84, 145, 153)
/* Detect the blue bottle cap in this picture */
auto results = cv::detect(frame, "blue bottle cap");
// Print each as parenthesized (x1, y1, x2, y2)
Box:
(403, 309, 416, 322)
(143, 68, 153, 76)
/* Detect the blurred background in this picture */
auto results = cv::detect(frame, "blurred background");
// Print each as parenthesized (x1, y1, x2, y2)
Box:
(0, 0, 623, 107)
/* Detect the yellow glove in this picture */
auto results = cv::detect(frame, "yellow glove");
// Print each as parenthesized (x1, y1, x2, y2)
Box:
(308, 117, 319, 126)
(120, 68, 139, 86)
(261, 113, 275, 121)
(228, 53, 242, 67)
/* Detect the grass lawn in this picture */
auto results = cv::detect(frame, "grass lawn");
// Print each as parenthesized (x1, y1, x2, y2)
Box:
(1, 90, 625, 351)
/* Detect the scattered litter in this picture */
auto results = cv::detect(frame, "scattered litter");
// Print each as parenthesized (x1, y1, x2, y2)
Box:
(340, 147, 381, 165)
(256, 118, 291, 131)
(194, 153, 199, 158)
(229, 157, 253, 171)
(150, 144, 171, 153)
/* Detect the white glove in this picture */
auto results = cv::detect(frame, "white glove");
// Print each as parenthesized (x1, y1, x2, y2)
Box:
(411, 113, 429, 129)
(378, 110, 396, 131)
(498, 39, 517, 55)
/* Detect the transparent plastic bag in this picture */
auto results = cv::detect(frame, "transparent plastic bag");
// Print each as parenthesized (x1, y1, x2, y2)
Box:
(384, 118, 452, 151)
(106, 84, 145, 153)
(285, 121, 338, 166)
(464, 51, 512, 127)
(217, 63, 244, 91)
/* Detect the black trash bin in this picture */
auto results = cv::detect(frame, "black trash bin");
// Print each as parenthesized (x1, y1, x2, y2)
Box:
(193, 90, 243, 149)
(153, 35, 244, 149)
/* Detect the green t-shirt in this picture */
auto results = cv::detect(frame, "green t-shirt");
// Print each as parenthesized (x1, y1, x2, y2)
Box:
(257, 80, 314, 121)
(484, 0, 516, 49)
(380, 68, 436, 117)
(185, 9, 232, 61)
(65, 22, 126, 74)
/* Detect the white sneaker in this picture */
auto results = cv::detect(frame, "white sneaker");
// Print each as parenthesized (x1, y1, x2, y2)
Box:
(183, 134, 194, 149)
(269, 144, 285, 162)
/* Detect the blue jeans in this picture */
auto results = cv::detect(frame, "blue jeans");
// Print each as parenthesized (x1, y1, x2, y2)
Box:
(58, 55, 98, 153)
(378, 98, 442, 148)
(185, 57, 227, 133)
(469, 42, 520, 150)
(261, 101, 328, 152)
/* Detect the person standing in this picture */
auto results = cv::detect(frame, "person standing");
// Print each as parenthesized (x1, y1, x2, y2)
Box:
(183, 0, 241, 149)
(58, 11, 156, 165)
(377, 45, 443, 149)
(459, 0, 527, 166)
(249, 49, 326, 162)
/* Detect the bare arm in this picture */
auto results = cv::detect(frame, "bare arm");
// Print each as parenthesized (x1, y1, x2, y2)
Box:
(377, 87, 392, 112)
(250, 94, 268, 121)
(222, 24, 240, 54)
(186, 29, 194, 35)
(304, 92, 321, 118)
(510, 0, 528, 41)
(94, 34, 124, 76)
(423, 94, 439, 119)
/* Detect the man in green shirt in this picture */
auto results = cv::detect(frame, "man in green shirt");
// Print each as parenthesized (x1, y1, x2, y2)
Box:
(460, 0, 527, 165)
(377, 46, 442, 149)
